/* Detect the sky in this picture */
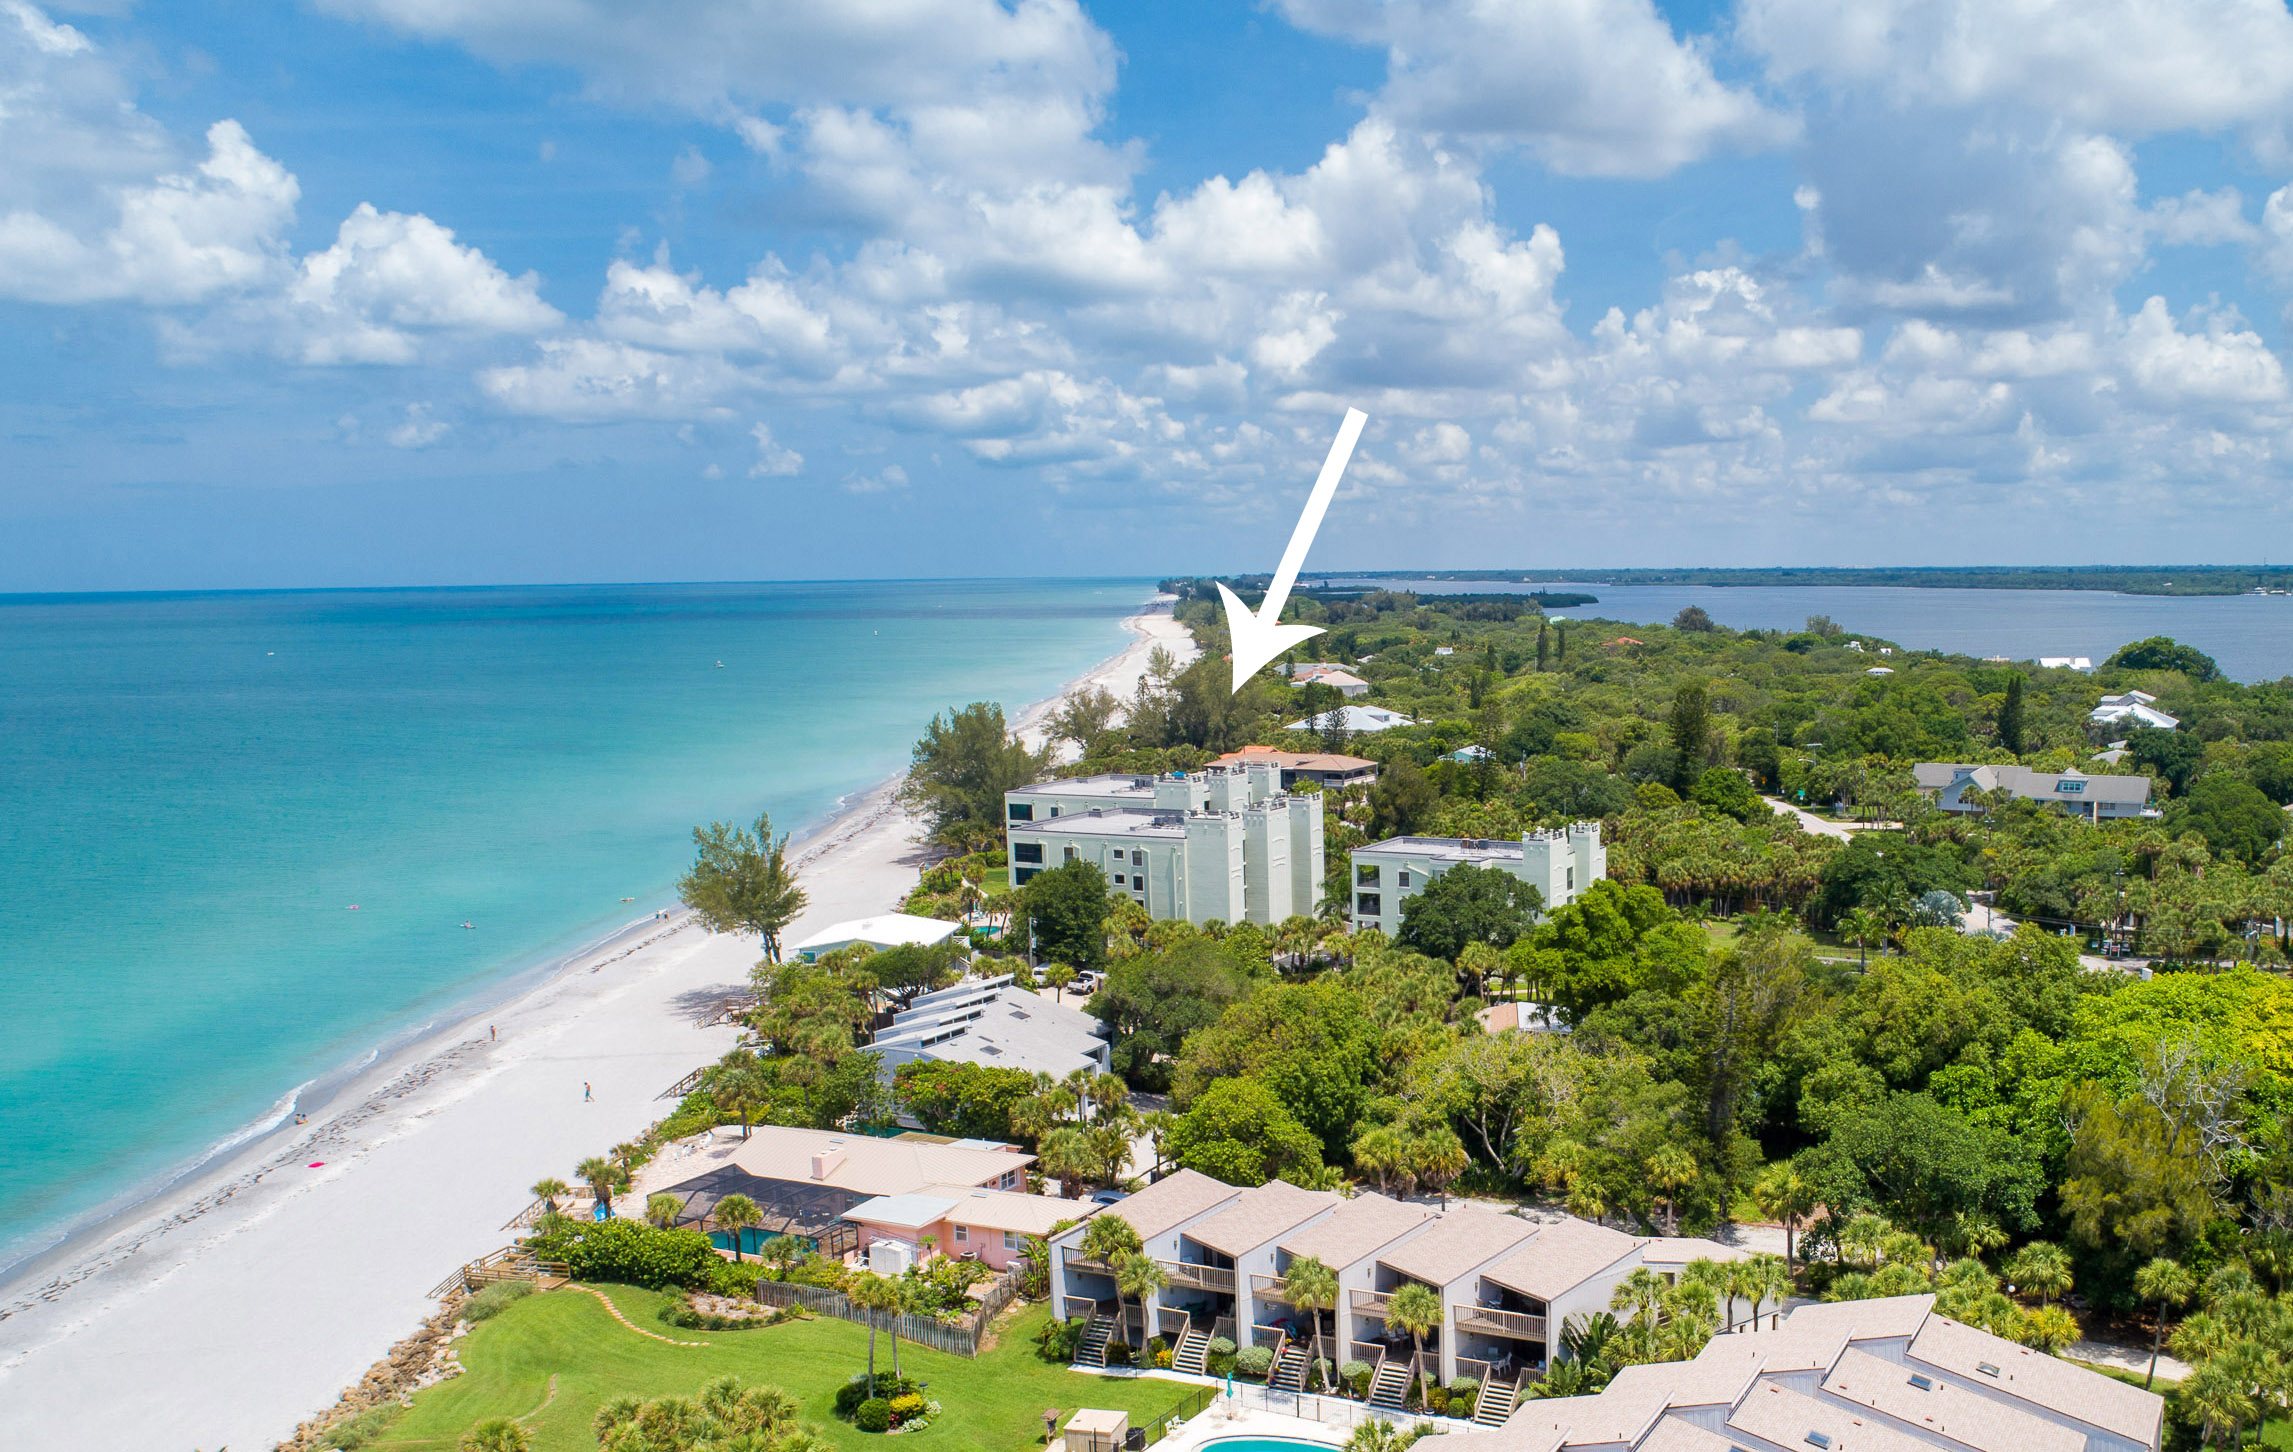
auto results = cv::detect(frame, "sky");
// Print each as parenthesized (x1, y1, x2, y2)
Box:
(10, 0, 2293, 590)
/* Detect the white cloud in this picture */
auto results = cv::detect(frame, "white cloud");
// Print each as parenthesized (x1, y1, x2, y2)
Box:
(388, 402, 450, 447)
(2119, 296, 2286, 404)
(284, 203, 561, 363)
(749, 421, 803, 476)
(1274, 0, 1791, 176)
(2149, 187, 2259, 247)
(477, 338, 754, 419)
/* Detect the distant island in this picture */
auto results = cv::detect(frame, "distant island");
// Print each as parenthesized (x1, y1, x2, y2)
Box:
(1304, 565, 2293, 597)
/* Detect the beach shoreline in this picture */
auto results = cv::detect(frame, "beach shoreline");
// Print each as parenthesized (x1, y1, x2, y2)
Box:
(0, 594, 1194, 1450)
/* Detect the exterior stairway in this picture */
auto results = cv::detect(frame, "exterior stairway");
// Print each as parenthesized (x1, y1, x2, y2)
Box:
(1269, 1340, 1310, 1393)
(1079, 1314, 1117, 1368)
(1472, 1373, 1520, 1427)
(1368, 1358, 1412, 1410)
(1171, 1326, 1211, 1376)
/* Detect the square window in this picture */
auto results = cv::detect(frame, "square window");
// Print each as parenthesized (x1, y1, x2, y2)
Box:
(1132, 850, 1145, 865)
(1356, 892, 1382, 916)
(1356, 863, 1380, 885)
(1015, 867, 1041, 885)
(1112, 873, 1126, 887)
(1014, 842, 1044, 864)
(1005, 1230, 1023, 1251)
(1009, 802, 1034, 821)
(954, 1224, 969, 1242)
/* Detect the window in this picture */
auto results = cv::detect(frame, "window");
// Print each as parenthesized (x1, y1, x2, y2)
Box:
(1356, 892, 1382, 916)
(1356, 863, 1380, 885)
(1566, 867, 1575, 891)
(1004, 1230, 1024, 1251)
(1009, 802, 1034, 821)
(1907, 1375, 1932, 1391)
(1015, 867, 1042, 885)
(953, 1224, 969, 1243)
(1050, 805, 1060, 816)
(1112, 873, 1126, 887)
(1398, 870, 1411, 888)
(1804, 1436, 1832, 1451)
(1014, 842, 1044, 864)
(1064, 845, 1078, 862)
(1975, 1361, 2000, 1378)
(1132, 850, 1145, 865)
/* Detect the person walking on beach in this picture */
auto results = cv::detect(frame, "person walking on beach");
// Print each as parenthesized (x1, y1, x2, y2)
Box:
(584, 1081, 592, 1102)
(489, 1024, 496, 1042)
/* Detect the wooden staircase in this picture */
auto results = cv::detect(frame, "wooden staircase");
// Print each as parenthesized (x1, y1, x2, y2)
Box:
(1171, 1325, 1212, 1376)
(1269, 1338, 1310, 1393)
(1473, 1372, 1521, 1427)
(1079, 1313, 1118, 1368)
(1368, 1357, 1412, 1410)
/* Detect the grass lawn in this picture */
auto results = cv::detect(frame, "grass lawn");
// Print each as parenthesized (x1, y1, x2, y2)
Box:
(375, 1290, 1201, 1452)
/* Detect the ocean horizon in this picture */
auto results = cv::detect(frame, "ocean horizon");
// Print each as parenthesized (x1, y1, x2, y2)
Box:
(0, 578, 1151, 1281)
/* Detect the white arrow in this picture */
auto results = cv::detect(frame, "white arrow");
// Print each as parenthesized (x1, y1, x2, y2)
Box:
(1216, 407, 1367, 695)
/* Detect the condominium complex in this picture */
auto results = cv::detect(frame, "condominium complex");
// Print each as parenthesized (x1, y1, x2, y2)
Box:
(1004, 761, 1325, 925)
(1047, 1168, 1741, 1420)
(1349, 823, 1606, 935)
(1454, 1290, 2163, 1452)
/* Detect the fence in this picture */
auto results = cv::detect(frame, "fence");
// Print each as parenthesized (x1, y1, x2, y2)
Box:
(747, 1272, 1018, 1358)
(1127, 1381, 1457, 1448)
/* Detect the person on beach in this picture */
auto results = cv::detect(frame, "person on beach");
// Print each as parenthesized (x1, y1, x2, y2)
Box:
(489, 1025, 496, 1042)
(584, 1082, 592, 1102)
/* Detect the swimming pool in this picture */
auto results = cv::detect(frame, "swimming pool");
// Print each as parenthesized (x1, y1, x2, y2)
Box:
(1191, 1436, 1344, 1452)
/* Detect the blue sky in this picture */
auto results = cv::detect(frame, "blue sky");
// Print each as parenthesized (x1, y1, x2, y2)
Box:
(9, 0, 2293, 589)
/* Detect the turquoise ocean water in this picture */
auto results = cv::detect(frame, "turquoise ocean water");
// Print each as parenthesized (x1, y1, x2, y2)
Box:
(0, 579, 1147, 1279)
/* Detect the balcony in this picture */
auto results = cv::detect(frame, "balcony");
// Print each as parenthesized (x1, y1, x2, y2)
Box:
(1251, 1273, 1292, 1302)
(1062, 1247, 1115, 1275)
(1158, 1259, 1237, 1294)
(1454, 1305, 1547, 1340)
(1350, 1288, 1393, 1318)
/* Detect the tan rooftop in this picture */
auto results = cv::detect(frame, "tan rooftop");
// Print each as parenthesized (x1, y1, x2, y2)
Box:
(1909, 1313, 2165, 1448)
(642, 1124, 1030, 1201)
(1483, 1217, 1641, 1303)
(1605, 1342, 1763, 1411)
(1728, 1381, 1936, 1452)
(1082, 1168, 1238, 1243)
(1278, 1191, 1433, 1269)
(1376, 1205, 1540, 1287)
(1185, 1180, 1338, 1257)
(1636, 1419, 1754, 1452)
(1636, 1235, 1750, 1266)
(913, 1184, 1090, 1237)
(1214, 747, 1376, 771)
(1822, 1347, 2083, 1452)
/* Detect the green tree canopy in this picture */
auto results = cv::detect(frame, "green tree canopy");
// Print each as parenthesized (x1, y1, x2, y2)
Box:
(1394, 862, 1544, 961)
(679, 813, 808, 962)
(1173, 979, 1381, 1160)
(892, 1061, 1038, 1141)
(1810, 833, 1974, 927)
(2169, 774, 2285, 864)
(1689, 766, 1765, 823)
(1799, 1091, 2045, 1242)
(1088, 937, 1257, 1091)
(1368, 758, 1439, 838)
(2105, 635, 2221, 682)
(1165, 1077, 1325, 1186)
(1020, 858, 1113, 971)
(898, 701, 1050, 849)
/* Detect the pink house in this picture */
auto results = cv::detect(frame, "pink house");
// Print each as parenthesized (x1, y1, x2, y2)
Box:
(843, 1185, 1091, 1272)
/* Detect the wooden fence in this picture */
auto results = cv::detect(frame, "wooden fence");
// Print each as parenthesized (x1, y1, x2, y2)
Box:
(747, 1272, 1018, 1358)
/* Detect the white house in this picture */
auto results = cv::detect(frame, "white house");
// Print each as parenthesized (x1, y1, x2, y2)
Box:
(1913, 762, 2159, 821)
(1290, 663, 1372, 697)
(791, 913, 962, 962)
(869, 973, 1113, 1079)
(2090, 690, 2179, 731)
(1005, 762, 1325, 925)
(1349, 824, 1606, 935)
(2040, 655, 2096, 672)
(1286, 704, 1418, 734)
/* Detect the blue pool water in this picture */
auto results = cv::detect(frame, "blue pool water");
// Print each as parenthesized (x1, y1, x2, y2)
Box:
(0, 578, 1147, 1279)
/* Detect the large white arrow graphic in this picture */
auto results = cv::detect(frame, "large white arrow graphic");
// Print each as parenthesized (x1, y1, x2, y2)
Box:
(1215, 407, 1367, 695)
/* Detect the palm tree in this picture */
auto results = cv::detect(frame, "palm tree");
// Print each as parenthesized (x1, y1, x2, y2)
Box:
(644, 1192, 683, 1228)
(1142, 1110, 1177, 1178)
(1283, 1255, 1340, 1391)
(2183, 1360, 2253, 1450)
(1643, 1146, 1698, 1235)
(1081, 1213, 1141, 1266)
(575, 1155, 624, 1213)
(1039, 1127, 1098, 1199)
(712, 1193, 762, 1261)
(1611, 1266, 1667, 1332)
(2004, 1242, 2073, 1307)
(847, 1270, 897, 1384)
(1752, 1162, 1815, 1273)
(704, 1053, 769, 1138)
(460, 1418, 532, 1452)
(530, 1177, 570, 1215)
(2135, 1257, 2198, 1389)
(1386, 1281, 1442, 1398)
(1838, 907, 1885, 968)
(2021, 1304, 2079, 1354)
(1112, 1249, 1168, 1352)
(1044, 962, 1076, 1004)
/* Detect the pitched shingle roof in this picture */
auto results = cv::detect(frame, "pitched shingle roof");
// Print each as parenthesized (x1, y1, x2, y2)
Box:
(1277, 1192, 1433, 1269)
(1481, 1217, 1641, 1302)
(1909, 1313, 2165, 1448)
(1821, 1347, 2083, 1452)
(1375, 1205, 1540, 1286)
(1185, 1180, 1339, 1257)
(1082, 1168, 1238, 1243)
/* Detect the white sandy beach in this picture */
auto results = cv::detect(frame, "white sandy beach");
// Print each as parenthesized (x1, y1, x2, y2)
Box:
(0, 599, 1194, 1451)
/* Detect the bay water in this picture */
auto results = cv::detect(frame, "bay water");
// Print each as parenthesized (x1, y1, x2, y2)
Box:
(0, 579, 1147, 1279)
(1349, 579, 2293, 682)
